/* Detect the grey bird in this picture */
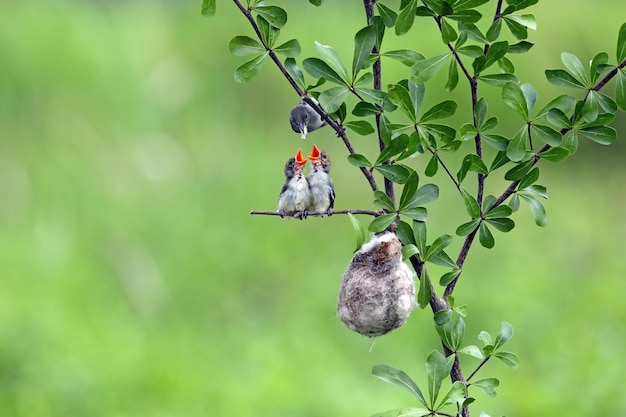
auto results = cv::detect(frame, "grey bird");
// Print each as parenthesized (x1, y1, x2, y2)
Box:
(277, 149, 312, 219)
(306, 144, 335, 215)
(289, 97, 327, 139)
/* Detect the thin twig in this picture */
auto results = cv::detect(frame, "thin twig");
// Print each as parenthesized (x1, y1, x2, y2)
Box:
(466, 355, 492, 382)
(250, 209, 383, 217)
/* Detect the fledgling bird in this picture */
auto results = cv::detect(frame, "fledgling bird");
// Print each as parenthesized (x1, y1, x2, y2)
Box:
(289, 97, 327, 139)
(277, 149, 312, 219)
(337, 231, 416, 337)
(306, 144, 335, 216)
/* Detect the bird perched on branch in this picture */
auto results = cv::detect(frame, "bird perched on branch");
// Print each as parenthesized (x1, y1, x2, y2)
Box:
(277, 149, 312, 219)
(289, 97, 327, 139)
(337, 231, 416, 337)
(306, 144, 335, 216)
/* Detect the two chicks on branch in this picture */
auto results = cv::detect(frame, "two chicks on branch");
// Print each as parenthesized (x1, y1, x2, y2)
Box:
(278, 144, 334, 219)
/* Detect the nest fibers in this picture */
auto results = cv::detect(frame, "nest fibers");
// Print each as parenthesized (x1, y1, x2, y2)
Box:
(337, 231, 417, 337)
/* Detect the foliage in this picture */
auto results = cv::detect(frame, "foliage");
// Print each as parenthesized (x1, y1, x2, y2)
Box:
(205, 1, 625, 416)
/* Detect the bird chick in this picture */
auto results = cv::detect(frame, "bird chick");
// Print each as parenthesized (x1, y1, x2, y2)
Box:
(289, 97, 327, 139)
(277, 149, 312, 219)
(337, 231, 416, 337)
(306, 144, 335, 216)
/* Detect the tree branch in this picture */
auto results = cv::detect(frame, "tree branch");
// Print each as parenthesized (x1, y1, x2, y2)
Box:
(250, 209, 383, 217)
(232, 0, 379, 193)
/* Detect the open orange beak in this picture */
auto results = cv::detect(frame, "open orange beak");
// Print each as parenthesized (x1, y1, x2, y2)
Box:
(309, 144, 321, 161)
(295, 149, 308, 165)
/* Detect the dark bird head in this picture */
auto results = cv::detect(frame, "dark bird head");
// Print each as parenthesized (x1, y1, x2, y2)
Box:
(289, 99, 327, 139)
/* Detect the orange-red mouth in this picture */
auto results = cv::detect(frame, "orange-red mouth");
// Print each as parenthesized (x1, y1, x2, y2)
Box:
(295, 149, 307, 165)
(309, 144, 321, 160)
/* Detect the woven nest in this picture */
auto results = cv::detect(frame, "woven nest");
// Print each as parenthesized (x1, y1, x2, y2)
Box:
(337, 231, 416, 337)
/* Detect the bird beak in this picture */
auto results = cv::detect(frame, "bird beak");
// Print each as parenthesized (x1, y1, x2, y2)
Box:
(299, 124, 308, 140)
(295, 149, 307, 165)
(309, 144, 321, 160)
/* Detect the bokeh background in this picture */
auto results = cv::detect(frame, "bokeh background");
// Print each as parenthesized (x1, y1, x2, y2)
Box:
(1, 0, 625, 416)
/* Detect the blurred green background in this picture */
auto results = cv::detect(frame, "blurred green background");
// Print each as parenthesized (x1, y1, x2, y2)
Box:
(0, 0, 625, 416)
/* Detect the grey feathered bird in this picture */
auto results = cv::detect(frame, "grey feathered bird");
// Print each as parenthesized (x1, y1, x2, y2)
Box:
(306, 144, 335, 215)
(277, 149, 312, 219)
(289, 97, 327, 139)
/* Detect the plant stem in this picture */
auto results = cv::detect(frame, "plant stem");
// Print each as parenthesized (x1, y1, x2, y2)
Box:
(467, 355, 492, 382)
(250, 209, 383, 217)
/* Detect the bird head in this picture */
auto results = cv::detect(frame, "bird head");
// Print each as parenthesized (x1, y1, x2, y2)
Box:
(294, 149, 308, 172)
(308, 144, 331, 173)
(290, 105, 310, 139)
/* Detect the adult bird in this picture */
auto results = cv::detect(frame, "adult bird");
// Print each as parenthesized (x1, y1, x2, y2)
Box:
(289, 97, 327, 139)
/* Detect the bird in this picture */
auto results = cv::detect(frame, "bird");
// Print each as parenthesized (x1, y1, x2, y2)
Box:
(277, 149, 312, 219)
(337, 231, 416, 337)
(306, 144, 335, 216)
(289, 97, 327, 139)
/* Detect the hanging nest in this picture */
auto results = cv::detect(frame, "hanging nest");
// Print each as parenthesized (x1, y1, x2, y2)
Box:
(337, 231, 416, 337)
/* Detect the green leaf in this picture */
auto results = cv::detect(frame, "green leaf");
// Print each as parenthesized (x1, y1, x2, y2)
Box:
(494, 321, 513, 349)
(429, 251, 457, 269)
(617, 69, 626, 111)
(506, 127, 527, 162)
(458, 345, 484, 359)
(347, 213, 367, 252)
(456, 219, 480, 236)
(518, 167, 539, 189)
(413, 220, 427, 256)
(318, 86, 350, 113)
(273, 39, 301, 58)
(284, 58, 305, 89)
(506, 13, 537, 30)
(377, 3, 398, 27)
(410, 54, 450, 82)
(417, 268, 431, 309)
(407, 184, 439, 208)
(425, 153, 439, 177)
(618, 22, 626, 62)
(485, 217, 515, 232)
(352, 102, 380, 116)
(578, 126, 617, 145)
(439, 269, 461, 286)
(535, 94, 576, 118)
(474, 97, 487, 127)
(590, 52, 609, 83)
(426, 350, 447, 407)
(371, 408, 430, 417)
(493, 351, 520, 368)
(545, 69, 585, 89)
(375, 164, 412, 184)
(484, 41, 509, 70)
(420, 100, 457, 122)
(371, 365, 427, 407)
(478, 330, 493, 346)
(437, 381, 466, 409)
(485, 18, 502, 42)
(457, 45, 484, 58)
(539, 146, 569, 162)
(425, 234, 452, 261)
(315, 41, 351, 84)
(302, 58, 346, 85)
(561, 52, 588, 86)
(531, 124, 562, 146)
(347, 153, 372, 168)
(234, 53, 268, 83)
(519, 194, 546, 226)
(309, 0, 323, 5)
(344, 120, 375, 135)
(582, 91, 599, 123)
(374, 190, 396, 211)
(388, 83, 419, 122)
(402, 207, 428, 221)
(502, 81, 528, 120)
(446, 59, 459, 92)
(353, 25, 377, 79)
(201, 0, 216, 16)
(376, 135, 410, 165)
(399, 171, 419, 211)
(477, 73, 518, 86)
(382, 49, 425, 67)
(397, 220, 416, 246)
(396, 0, 418, 36)
(504, 159, 532, 181)
(546, 108, 571, 129)
(441, 18, 458, 43)
(461, 189, 481, 218)
(254, 5, 288, 29)
(472, 377, 499, 397)
(402, 244, 419, 262)
(229, 36, 265, 56)
(368, 213, 398, 232)
(478, 222, 494, 248)
(508, 40, 534, 54)
(524, 184, 548, 199)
